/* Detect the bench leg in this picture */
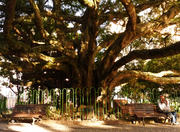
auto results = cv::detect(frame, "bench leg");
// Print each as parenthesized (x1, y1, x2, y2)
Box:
(32, 117, 42, 125)
(131, 120, 136, 124)
(142, 117, 145, 126)
(164, 117, 171, 124)
(164, 118, 167, 123)
(9, 119, 15, 124)
(32, 117, 37, 125)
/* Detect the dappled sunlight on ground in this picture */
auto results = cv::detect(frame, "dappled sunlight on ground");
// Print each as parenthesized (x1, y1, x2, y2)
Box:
(38, 120, 72, 132)
(37, 120, 180, 132)
(0, 119, 180, 132)
(8, 123, 51, 132)
(76, 120, 132, 130)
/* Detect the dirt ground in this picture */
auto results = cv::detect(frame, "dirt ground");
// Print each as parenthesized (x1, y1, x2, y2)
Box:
(0, 119, 180, 132)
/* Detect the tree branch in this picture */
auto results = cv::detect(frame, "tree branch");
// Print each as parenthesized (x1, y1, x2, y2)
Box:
(99, 4, 180, 78)
(33, 53, 81, 87)
(98, 0, 137, 77)
(78, 0, 94, 7)
(44, 10, 83, 23)
(136, 0, 167, 13)
(3, 0, 17, 38)
(109, 70, 180, 91)
(136, 5, 180, 36)
(111, 41, 180, 72)
(29, 0, 48, 39)
(99, 0, 166, 26)
(78, 0, 100, 8)
(120, 0, 137, 31)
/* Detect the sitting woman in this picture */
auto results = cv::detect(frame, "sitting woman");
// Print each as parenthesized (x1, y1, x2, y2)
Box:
(158, 95, 178, 125)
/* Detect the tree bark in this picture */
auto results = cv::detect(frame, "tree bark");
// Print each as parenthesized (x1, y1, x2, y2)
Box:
(3, 0, 17, 38)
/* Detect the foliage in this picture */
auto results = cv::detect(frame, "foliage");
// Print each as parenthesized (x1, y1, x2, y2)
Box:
(144, 54, 180, 72)
(0, 0, 180, 101)
(121, 54, 180, 103)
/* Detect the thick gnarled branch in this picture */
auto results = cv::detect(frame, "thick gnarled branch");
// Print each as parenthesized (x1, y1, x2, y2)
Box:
(99, 0, 166, 26)
(120, 0, 137, 31)
(109, 70, 180, 91)
(29, 0, 47, 39)
(136, 6, 180, 35)
(98, 0, 137, 77)
(111, 41, 180, 72)
(99, 4, 180, 78)
(3, 0, 17, 38)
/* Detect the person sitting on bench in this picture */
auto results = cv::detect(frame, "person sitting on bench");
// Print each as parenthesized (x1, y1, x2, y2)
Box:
(158, 94, 178, 125)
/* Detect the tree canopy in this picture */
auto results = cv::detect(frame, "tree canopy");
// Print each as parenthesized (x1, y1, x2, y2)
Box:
(0, 0, 180, 97)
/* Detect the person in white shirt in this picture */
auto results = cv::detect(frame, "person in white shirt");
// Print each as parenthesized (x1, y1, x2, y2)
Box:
(158, 95, 178, 125)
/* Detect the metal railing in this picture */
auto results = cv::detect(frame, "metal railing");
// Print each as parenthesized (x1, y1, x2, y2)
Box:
(0, 87, 180, 120)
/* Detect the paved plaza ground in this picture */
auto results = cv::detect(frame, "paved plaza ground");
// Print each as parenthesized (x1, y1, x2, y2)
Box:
(0, 119, 180, 132)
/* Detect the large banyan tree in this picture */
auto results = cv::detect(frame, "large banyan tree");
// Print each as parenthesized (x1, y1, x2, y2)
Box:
(0, 0, 180, 100)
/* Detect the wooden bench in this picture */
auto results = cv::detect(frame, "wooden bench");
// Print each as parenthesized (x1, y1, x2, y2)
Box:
(6, 104, 49, 125)
(119, 103, 168, 125)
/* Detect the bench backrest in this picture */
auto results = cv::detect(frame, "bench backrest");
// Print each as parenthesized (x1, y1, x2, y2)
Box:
(121, 103, 156, 116)
(12, 104, 49, 116)
(133, 104, 155, 113)
(121, 104, 135, 116)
